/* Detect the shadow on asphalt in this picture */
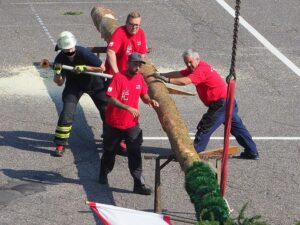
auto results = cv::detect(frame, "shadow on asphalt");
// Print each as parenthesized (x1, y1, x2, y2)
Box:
(0, 169, 80, 185)
(0, 131, 53, 154)
(32, 63, 114, 224)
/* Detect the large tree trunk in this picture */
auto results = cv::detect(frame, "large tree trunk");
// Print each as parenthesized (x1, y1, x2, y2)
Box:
(91, 6, 229, 222)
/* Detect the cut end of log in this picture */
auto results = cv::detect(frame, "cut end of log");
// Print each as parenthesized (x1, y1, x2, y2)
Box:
(91, 6, 119, 42)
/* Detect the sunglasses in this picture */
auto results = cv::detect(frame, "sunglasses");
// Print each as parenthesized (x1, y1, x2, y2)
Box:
(127, 22, 141, 28)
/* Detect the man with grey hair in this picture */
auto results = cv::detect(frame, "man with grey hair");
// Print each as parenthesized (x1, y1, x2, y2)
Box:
(155, 49, 259, 160)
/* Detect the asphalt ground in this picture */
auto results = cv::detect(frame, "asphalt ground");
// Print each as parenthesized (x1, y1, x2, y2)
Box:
(0, 0, 299, 224)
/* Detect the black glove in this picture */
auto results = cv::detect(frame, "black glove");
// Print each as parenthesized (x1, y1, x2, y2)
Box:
(154, 73, 169, 83)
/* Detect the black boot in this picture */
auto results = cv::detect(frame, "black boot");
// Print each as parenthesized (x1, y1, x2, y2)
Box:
(133, 176, 152, 195)
(99, 163, 108, 185)
(133, 184, 152, 195)
(99, 171, 108, 184)
(239, 151, 259, 160)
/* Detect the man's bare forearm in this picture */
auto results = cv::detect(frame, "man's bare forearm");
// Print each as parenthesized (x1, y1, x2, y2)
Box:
(108, 97, 129, 110)
(107, 49, 119, 74)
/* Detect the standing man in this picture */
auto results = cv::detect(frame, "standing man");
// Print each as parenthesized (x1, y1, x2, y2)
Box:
(105, 11, 148, 75)
(155, 49, 259, 160)
(99, 53, 159, 195)
(53, 31, 107, 157)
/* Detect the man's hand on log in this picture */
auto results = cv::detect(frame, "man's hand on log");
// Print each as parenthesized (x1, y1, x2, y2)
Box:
(148, 99, 159, 108)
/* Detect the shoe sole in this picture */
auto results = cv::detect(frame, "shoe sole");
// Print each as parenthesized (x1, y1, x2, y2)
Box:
(133, 191, 152, 195)
(99, 179, 108, 185)
(99, 181, 108, 185)
(235, 153, 259, 160)
(238, 156, 259, 160)
(53, 149, 65, 157)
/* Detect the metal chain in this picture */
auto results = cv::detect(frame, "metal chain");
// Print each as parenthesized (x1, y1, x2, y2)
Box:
(226, 0, 241, 83)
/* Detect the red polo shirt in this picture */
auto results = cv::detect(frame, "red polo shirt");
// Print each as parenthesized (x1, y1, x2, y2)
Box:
(180, 61, 227, 106)
(105, 26, 148, 75)
(105, 71, 148, 129)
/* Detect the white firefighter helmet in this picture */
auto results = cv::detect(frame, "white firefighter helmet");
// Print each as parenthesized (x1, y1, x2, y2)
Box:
(56, 31, 77, 50)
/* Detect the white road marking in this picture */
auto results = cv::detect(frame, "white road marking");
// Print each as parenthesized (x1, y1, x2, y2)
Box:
(27, 2, 56, 46)
(215, 0, 300, 77)
(143, 136, 300, 140)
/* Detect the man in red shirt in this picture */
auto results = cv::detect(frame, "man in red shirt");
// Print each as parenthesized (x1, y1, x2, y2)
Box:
(155, 49, 259, 160)
(105, 11, 148, 75)
(99, 53, 159, 195)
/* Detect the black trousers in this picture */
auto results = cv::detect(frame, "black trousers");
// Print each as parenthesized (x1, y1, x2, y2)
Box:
(100, 124, 145, 186)
(54, 84, 107, 145)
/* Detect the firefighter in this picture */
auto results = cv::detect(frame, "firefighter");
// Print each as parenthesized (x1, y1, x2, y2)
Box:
(52, 31, 107, 157)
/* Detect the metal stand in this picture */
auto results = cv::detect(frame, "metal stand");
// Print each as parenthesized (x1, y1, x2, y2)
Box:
(154, 154, 176, 213)
(144, 146, 238, 213)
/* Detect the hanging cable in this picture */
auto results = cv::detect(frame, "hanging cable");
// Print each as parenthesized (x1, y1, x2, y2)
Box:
(226, 0, 240, 84)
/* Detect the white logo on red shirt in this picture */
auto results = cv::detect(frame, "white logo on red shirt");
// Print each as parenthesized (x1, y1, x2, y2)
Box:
(121, 90, 129, 100)
(109, 42, 114, 47)
(126, 45, 132, 55)
(108, 87, 113, 92)
(137, 41, 141, 46)
(136, 84, 141, 90)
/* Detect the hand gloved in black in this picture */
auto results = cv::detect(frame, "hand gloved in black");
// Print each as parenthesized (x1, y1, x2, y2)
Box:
(154, 72, 170, 83)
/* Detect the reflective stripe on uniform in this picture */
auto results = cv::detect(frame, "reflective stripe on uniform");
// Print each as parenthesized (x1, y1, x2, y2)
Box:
(56, 125, 72, 132)
(55, 132, 71, 139)
(55, 125, 72, 139)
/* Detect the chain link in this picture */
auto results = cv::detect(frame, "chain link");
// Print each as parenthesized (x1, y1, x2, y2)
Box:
(226, 0, 241, 83)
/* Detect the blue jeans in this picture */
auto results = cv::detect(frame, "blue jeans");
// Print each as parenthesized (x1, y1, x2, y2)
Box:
(194, 99, 257, 154)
